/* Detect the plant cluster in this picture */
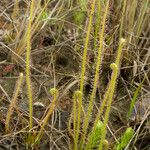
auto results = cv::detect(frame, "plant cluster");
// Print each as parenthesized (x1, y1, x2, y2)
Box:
(0, 0, 149, 149)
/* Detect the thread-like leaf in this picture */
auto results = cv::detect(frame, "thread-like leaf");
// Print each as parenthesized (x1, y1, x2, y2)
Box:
(127, 77, 145, 119)
(85, 121, 103, 150)
(73, 90, 83, 150)
(98, 38, 125, 150)
(5, 73, 24, 132)
(81, 1, 110, 148)
(26, 0, 34, 131)
(33, 88, 58, 145)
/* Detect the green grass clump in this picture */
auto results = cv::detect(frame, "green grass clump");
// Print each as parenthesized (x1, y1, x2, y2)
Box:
(85, 121, 104, 150)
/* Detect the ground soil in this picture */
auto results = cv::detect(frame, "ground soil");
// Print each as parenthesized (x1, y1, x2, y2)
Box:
(0, 1, 150, 150)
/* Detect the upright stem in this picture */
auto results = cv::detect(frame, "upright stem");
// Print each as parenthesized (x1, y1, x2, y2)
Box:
(98, 39, 125, 150)
(81, 0, 110, 148)
(77, 0, 96, 149)
(26, 0, 34, 130)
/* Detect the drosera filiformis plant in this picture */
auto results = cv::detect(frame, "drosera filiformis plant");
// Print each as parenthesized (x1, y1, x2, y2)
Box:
(80, 0, 110, 149)
(5, 73, 24, 133)
(0, 0, 149, 149)
(33, 88, 58, 146)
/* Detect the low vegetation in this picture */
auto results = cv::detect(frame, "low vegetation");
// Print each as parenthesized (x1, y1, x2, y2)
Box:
(0, 0, 149, 149)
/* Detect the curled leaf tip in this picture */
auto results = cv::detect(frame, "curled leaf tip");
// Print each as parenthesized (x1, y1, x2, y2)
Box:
(49, 88, 58, 96)
(74, 90, 82, 98)
(103, 139, 109, 148)
(120, 38, 126, 45)
(19, 72, 23, 77)
(110, 63, 118, 71)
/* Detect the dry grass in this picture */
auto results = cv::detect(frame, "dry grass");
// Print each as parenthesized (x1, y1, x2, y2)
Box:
(0, 0, 149, 149)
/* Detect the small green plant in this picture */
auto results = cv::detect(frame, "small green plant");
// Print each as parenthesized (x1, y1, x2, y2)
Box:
(85, 121, 104, 150)
(73, 11, 86, 26)
(115, 127, 134, 150)
(93, 0, 102, 51)
(40, 10, 49, 20)
(78, 0, 88, 10)
(73, 0, 87, 26)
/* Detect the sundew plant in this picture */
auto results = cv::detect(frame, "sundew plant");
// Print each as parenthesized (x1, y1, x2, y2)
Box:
(0, 0, 149, 150)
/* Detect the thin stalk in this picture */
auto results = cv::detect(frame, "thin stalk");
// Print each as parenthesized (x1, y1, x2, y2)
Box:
(26, 0, 34, 130)
(127, 77, 145, 119)
(5, 73, 23, 132)
(135, 0, 149, 37)
(15, 0, 52, 61)
(34, 88, 58, 145)
(80, 0, 96, 92)
(98, 39, 126, 150)
(94, 0, 101, 51)
(98, 63, 118, 150)
(127, 0, 137, 33)
(12, 0, 19, 20)
(119, 0, 127, 38)
(73, 91, 82, 150)
(93, 38, 126, 129)
(76, 0, 96, 149)
(91, 75, 115, 133)
(81, 0, 110, 148)
(73, 92, 77, 140)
